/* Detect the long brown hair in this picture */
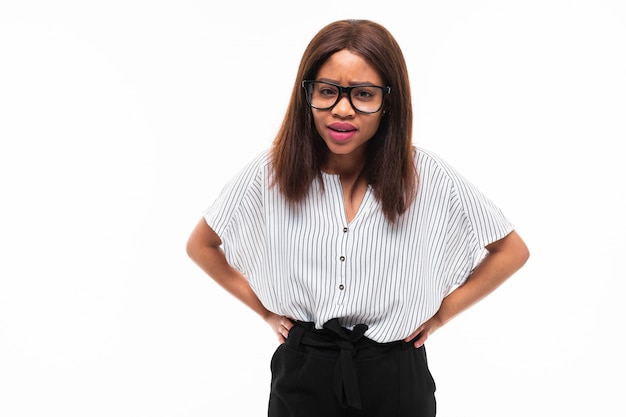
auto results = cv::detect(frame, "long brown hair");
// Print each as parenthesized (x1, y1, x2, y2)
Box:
(270, 19, 416, 223)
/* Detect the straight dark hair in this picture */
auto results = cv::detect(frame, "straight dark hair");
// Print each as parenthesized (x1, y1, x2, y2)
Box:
(271, 19, 417, 223)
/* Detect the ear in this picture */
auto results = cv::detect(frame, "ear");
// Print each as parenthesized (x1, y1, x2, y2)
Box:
(382, 102, 390, 116)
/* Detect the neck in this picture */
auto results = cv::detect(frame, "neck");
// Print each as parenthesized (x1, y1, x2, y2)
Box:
(323, 152, 366, 179)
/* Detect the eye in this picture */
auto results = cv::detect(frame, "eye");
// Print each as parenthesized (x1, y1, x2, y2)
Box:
(318, 84, 338, 97)
(352, 87, 377, 101)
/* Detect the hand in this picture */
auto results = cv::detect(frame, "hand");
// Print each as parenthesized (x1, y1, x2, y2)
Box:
(404, 314, 442, 348)
(265, 313, 295, 344)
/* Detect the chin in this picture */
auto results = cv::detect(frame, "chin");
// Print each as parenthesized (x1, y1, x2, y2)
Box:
(325, 143, 356, 155)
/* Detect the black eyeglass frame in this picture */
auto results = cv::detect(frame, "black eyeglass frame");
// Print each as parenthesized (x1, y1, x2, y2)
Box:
(302, 80, 392, 114)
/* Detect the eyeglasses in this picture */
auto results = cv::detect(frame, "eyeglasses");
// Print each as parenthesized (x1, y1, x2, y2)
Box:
(302, 80, 391, 114)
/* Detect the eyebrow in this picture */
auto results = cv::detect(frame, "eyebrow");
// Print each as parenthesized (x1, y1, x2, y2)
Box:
(316, 78, 380, 87)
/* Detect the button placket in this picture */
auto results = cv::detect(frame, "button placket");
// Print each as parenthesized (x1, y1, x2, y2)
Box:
(337, 224, 348, 301)
(325, 173, 350, 305)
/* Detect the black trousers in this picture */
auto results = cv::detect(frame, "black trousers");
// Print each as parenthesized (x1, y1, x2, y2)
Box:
(268, 319, 437, 417)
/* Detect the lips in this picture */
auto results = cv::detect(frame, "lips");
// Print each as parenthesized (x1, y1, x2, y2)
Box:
(328, 123, 357, 141)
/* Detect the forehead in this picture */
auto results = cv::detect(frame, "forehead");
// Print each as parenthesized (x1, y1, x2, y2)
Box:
(315, 49, 383, 85)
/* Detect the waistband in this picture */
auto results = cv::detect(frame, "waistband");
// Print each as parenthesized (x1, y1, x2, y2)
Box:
(285, 319, 412, 410)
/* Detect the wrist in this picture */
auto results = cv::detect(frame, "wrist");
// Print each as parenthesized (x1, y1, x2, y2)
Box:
(432, 311, 447, 329)
(260, 309, 275, 323)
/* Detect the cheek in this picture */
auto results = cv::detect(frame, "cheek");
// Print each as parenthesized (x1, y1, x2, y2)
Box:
(312, 113, 326, 136)
(363, 117, 383, 138)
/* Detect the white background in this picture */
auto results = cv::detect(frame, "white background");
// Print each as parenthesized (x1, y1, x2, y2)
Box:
(1, 1, 624, 416)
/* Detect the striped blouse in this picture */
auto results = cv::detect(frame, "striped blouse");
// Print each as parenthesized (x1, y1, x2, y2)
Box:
(204, 147, 513, 343)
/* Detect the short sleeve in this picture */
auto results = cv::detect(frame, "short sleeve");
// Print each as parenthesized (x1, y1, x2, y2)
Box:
(203, 152, 269, 277)
(422, 150, 514, 289)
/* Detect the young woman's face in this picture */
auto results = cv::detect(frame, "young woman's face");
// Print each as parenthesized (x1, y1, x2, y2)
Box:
(310, 49, 385, 167)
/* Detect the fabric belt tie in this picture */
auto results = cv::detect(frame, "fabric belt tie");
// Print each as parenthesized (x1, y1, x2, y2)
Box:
(325, 319, 369, 410)
(291, 319, 370, 410)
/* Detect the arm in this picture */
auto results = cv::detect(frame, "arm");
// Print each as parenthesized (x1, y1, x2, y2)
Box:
(405, 230, 530, 347)
(186, 218, 293, 342)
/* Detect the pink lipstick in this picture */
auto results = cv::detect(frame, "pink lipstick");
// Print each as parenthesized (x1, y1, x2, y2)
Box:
(328, 123, 357, 141)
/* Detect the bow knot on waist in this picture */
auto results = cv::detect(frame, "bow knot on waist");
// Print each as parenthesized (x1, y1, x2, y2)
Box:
(290, 319, 370, 410)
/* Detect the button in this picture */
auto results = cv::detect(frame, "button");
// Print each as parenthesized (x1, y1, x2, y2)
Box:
(339, 256, 345, 262)
(343, 227, 348, 233)
(339, 284, 345, 290)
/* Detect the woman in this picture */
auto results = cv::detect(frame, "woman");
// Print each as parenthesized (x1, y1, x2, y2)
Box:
(187, 19, 529, 417)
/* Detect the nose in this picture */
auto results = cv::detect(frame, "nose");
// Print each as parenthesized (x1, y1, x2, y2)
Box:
(332, 94, 355, 117)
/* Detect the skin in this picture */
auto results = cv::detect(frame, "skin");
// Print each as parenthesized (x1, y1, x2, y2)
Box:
(312, 49, 385, 221)
(186, 219, 291, 342)
(404, 230, 529, 347)
(186, 48, 530, 346)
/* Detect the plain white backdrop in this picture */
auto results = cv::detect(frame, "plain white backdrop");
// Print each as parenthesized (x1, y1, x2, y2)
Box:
(1, 1, 624, 416)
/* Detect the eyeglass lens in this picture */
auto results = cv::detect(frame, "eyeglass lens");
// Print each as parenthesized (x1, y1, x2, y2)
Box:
(306, 82, 385, 113)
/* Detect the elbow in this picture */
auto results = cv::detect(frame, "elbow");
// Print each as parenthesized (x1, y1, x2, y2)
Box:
(185, 239, 196, 262)
(487, 230, 530, 271)
(518, 240, 530, 269)
(185, 238, 194, 260)
(186, 218, 221, 263)
(186, 234, 202, 264)
(510, 230, 530, 270)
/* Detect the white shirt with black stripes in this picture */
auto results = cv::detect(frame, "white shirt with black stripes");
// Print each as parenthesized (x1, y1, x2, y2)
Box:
(204, 147, 513, 343)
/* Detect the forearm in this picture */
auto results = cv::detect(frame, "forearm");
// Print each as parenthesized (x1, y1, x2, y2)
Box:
(186, 220, 272, 320)
(435, 230, 529, 326)
(195, 247, 270, 318)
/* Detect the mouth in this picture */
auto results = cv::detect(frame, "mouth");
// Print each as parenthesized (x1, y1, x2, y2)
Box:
(328, 123, 357, 141)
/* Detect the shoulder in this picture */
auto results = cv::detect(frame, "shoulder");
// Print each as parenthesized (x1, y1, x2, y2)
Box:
(413, 146, 458, 184)
(210, 149, 273, 205)
(227, 149, 272, 185)
(204, 150, 272, 232)
(243, 149, 272, 173)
